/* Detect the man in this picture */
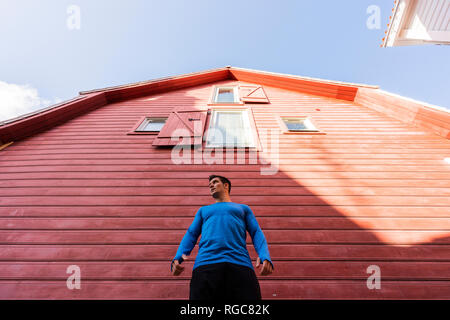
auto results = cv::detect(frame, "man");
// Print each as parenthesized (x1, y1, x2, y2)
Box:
(171, 175, 274, 300)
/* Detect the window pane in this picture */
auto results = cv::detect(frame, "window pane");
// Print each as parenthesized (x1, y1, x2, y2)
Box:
(283, 118, 307, 131)
(209, 111, 251, 146)
(216, 88, 235, 103)
(140, 118, 167, 131)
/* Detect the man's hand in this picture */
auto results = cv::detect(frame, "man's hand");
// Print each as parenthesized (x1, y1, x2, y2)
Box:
(171, 254, 189, 276)
(255, 257, 273, 276)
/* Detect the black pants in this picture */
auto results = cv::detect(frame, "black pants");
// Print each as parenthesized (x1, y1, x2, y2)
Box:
(190, 262, 262, 300)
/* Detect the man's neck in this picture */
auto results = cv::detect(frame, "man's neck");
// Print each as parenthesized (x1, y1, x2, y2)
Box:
(215, 195, 232, 203)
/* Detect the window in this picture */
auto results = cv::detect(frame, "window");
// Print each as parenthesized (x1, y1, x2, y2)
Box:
(128, 116, 169, 135)
(212, 86, 240, 104)
(281, 117, 319, 132)
(206, 109, 255, 148)
(136, 117, 167, 132)
(216, 88, 235, 103)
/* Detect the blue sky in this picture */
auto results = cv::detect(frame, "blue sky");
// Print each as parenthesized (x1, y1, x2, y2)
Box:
(0, 0, 449, 121)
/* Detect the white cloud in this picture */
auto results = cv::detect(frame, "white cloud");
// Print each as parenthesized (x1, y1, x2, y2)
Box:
(0, 81, 61, 122)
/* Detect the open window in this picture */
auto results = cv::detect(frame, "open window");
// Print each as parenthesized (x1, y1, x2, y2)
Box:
(132, 107, 262, 149)
(152, 110, 208, 146)
(209, 84, 269, 105)
(205, 108, 259, 148)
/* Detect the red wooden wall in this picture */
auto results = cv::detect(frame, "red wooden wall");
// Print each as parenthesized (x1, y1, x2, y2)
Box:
(355, 87, 450, 139)
(0, 80, 449, 299)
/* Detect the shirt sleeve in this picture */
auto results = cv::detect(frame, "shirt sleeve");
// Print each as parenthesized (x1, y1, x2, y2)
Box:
(243, 205, 274, 270)
(170, 207, 203, 272)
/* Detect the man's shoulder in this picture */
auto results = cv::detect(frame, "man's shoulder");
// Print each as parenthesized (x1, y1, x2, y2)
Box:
(200, 202, 251, 210)
(231, 203, 253, 213)
(237, 203, 251, 210)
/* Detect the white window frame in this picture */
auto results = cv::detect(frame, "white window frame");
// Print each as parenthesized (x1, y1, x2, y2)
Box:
(280, 116, 319, 132)
(135, 117, 167, 132)
(205, 109, 255, 148)
(213, 86, 240, 104)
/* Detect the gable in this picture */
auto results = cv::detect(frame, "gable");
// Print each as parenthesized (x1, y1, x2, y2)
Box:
(0, 66, 449, 146)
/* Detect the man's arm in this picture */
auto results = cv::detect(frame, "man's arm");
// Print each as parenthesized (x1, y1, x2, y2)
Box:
(170, 208, 203, 275)
(243, 205, 274, 275)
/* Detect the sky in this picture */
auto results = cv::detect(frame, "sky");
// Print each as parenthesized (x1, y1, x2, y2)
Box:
(0, 0, 449, 122)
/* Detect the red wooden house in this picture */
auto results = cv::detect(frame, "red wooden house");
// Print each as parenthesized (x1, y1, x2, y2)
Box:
(0, 66, 449, 299)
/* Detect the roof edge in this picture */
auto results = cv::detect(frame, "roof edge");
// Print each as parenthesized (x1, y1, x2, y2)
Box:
(79, 67, 231, 95)
(382, 0, 402, 47)
(79, 66, 379, 97)
(376, 88, 450, 114)
(0, 92, 108, 144)
(230, 66, 380, 89)
(0, 95, 85, 127)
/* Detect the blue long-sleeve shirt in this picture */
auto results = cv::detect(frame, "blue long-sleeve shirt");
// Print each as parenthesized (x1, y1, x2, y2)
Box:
(171, 202, 273, 271)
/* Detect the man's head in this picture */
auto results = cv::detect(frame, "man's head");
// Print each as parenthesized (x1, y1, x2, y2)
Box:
(208, 175, 231, 198)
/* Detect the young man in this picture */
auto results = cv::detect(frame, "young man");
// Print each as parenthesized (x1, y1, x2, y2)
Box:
(171, 175, 274, 300)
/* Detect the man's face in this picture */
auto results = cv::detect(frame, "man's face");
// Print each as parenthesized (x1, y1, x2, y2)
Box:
(209, 177, 228, 199)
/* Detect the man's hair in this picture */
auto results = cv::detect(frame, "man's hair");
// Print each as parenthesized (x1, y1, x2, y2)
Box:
(208, 175, 231, 194)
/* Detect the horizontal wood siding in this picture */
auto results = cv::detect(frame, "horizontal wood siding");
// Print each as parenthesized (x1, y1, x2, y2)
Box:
(0, 80, 449, 299)
(354, 87, 450, 139)
(103, 70, 229, 103)
(230, 69, 359, 101)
